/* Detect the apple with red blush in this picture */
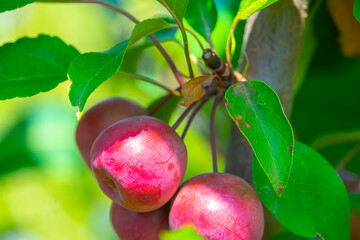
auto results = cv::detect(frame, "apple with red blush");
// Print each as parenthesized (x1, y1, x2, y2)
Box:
(75, 97, 147, 167)
(110, 202, 169, 240)
(91, 116, 187, 212)
(169, 172, 264, 240)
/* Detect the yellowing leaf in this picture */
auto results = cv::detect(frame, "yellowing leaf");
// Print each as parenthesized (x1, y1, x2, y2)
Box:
(327, 0, 360, 57)
(181, 76, 214, 107)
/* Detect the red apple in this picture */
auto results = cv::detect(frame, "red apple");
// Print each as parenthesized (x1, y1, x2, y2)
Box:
(169, 173, 264, 240)
(110, 202, 169, 240)
(75, 97, 147, 167)
(91, 116, 187, 212)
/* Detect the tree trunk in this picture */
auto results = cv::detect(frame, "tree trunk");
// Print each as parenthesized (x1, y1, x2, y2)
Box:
(226, 0, 308, 238)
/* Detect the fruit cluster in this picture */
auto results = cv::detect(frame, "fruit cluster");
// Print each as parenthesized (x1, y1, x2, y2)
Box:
(75, 97, 264, 240)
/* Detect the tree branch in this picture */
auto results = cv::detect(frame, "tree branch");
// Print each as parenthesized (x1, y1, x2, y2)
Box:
(226, 0, 308, 238)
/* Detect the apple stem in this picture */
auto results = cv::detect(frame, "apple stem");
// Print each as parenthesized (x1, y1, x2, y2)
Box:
(210, 94, 222, 173)
(181, 97, 210, 139)
(172, 103, 197, 130)
(37, 0, 186, 86)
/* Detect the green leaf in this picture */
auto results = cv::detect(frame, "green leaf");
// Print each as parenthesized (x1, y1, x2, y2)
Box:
(219, 0, 241, 17)
(68, 41, 129, 111)
(225, 80, 294, 195)
(253, 141, 350, 240)
(0, 35, 79, 100)
(185, 0, 217, 40)
(124, 19, 177, 73)
(0, 0, 35, 13)
(69, 18, 176, 111)
(271, 231, 313, 240)
(236, 0, 279, 20)
(146, 17, 178, 42)
(160, 227, 205, 240)
(156, 0, 190, 22)
(128, 18, 176, 46)
(354, 0, 360, 23)
(226, 0, 272, 64)
(230, 20, 246, 70)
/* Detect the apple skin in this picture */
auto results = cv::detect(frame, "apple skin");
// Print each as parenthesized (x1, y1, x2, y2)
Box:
(110, 202, 169, 240)
(75, 97, 147, 167)
(169, 172, 264, 240)
(91, 116, 187, 212)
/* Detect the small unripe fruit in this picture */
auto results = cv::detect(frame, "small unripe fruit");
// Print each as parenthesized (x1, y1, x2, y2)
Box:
(169, 173, 264, 240)
(91, 116, 187, 212)
(110, 202, 169, 240)
(75, 98, 146, 167)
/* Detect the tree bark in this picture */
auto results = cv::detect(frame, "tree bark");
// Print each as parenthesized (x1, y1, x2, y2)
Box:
(226, 0, 308, 238)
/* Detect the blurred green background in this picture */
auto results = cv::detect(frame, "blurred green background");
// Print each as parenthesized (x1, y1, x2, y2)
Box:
(0, 0, 360, 239)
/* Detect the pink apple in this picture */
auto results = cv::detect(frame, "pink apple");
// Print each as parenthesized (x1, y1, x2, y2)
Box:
(91, 116, 187, 212)
(75, 97, 147, 167)
(169, 173, 264, 240)
(110, 202, 169, 240)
